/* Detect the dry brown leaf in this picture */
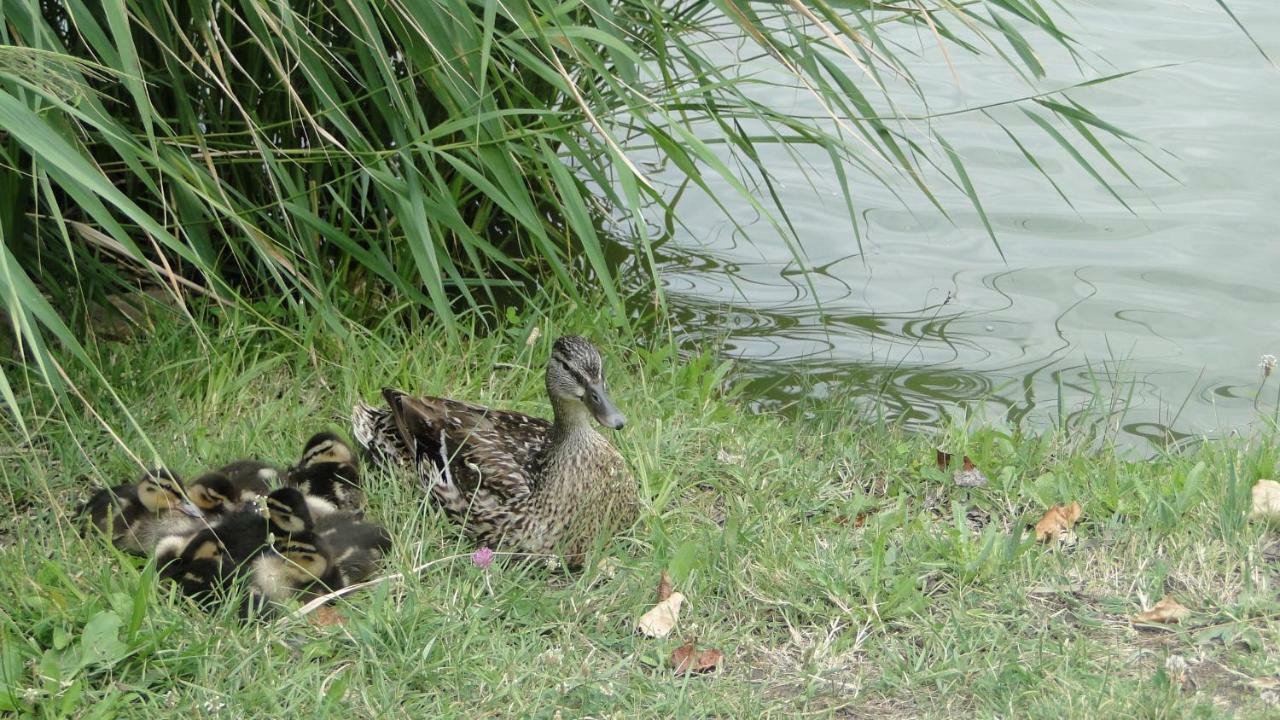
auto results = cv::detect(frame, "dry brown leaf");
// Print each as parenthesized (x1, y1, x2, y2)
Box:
(1132, 595, 1191, 624)
(657, 570, 673, 603)
(637, 591, 684, 638)
(308, 605, 347, 627)
(954, 456, 988, 488)
(937, 450, 987, 487)
(1034, 502, 1082, 543)
(833, 513, 868, 528)
(936, 449, 951, 471)
(1250, 479, 1280, 519)
(670, 642, 724, 674)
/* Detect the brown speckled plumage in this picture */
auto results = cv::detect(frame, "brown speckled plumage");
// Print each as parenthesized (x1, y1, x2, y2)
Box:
(352, 336, 637, 567)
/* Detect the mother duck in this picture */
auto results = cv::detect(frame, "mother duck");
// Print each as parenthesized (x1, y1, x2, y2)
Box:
(352, 336, 637, 567)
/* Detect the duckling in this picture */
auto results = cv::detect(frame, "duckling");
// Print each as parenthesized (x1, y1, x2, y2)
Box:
(285, 431, 364, 513)
(247, 530, 342, 608)
(264, 487, 316, 536)
(313, 513, 391, 587)
(216, 459, 280, 497)
(155, 529, 229, 609)
(78, 469, 203, 554)
(185, 471, 246, 518)
(193, 496, 277, 566)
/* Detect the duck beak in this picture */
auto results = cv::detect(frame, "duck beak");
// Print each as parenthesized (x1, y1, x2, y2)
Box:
(178, 500, 204, 518)
(584, 382, 626, 430)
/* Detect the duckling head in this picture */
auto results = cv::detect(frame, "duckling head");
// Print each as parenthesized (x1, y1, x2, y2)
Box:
(156, 528, 228, 600)
(298, 432, 356, 468)
(137, 469, 202, 517)
(546, 336, 626, 430)
(265, 488, 314, 535)
(187, 472, 241, 515)
(277, 532, 331, 584)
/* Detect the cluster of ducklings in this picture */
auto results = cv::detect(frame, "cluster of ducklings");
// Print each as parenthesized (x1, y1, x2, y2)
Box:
(76, 432, 390, 617)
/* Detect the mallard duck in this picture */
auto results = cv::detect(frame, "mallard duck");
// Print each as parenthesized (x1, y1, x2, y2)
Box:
(351, 335, 637, 567)
(77, 469, 203, 554)
(285, 432, 363, 512)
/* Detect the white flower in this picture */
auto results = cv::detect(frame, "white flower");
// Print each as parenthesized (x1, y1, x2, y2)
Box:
(1261, 355, 1277, 377)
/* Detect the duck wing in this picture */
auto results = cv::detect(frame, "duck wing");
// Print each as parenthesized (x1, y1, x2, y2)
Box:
(380, 387, 551, 501)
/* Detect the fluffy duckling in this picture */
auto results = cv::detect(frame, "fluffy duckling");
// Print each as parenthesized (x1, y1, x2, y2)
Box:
(157, 495, 290, 614)
(285, 432, 364, 513)
(78, 469, 203, 554)
(313, 513, 391, 588)
(247, 531, 341, 609)
(264, 487, 316, 536)
(185, 472, 247, 518)
(155, 529, 229, 609)
(216, 459, 280, 497)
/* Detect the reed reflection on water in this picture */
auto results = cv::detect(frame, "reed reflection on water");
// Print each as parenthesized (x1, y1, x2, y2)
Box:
(616, 0, 1280, 450)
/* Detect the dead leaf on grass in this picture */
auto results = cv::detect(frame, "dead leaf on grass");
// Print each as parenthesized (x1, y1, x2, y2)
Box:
(833, 513, 868, 528)
(1132, 595, 1191, 624)
(1250, 479, 1280, 519)
(670, 642, 724, 674)
(937, 450, 987, 487)
(638, 591, 684, 638)
(308, 605, 347, 627)
(1034, 502, 1082, 543)
(657, 570, 673, 603)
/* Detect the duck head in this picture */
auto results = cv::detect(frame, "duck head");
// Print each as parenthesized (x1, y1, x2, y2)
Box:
(545, 336, 626, 430)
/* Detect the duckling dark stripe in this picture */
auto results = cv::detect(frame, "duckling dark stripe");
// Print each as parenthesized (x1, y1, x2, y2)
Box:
(302, 441, 335, 464)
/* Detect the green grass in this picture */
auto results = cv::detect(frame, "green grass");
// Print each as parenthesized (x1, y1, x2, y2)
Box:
(3, 299, 1280, 718)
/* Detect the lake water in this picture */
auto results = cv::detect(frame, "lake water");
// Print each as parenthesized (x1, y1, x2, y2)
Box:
(639, 0, 1280, 448)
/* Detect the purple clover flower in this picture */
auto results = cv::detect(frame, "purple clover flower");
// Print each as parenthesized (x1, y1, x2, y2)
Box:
(472, 546, 495, 569)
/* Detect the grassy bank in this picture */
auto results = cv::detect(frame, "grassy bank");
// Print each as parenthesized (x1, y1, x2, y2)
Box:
(2, 302, 1279, 718)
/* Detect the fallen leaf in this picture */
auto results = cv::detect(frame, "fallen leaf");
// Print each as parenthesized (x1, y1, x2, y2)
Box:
(832, 513, 868, 528)
(1034, 502, 1082, 543)
(526, 326, 541, 346)
(1250, 479, 1280, 519)
(1132, 595, 1191, 624)
(670, 642, 724, 674)
(935, 449, 951, 471)
(657, 570, 673, 602)
(637, 591, 684, 638)
(308, 606, 347, 627)
(953, 456, 988, 488)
